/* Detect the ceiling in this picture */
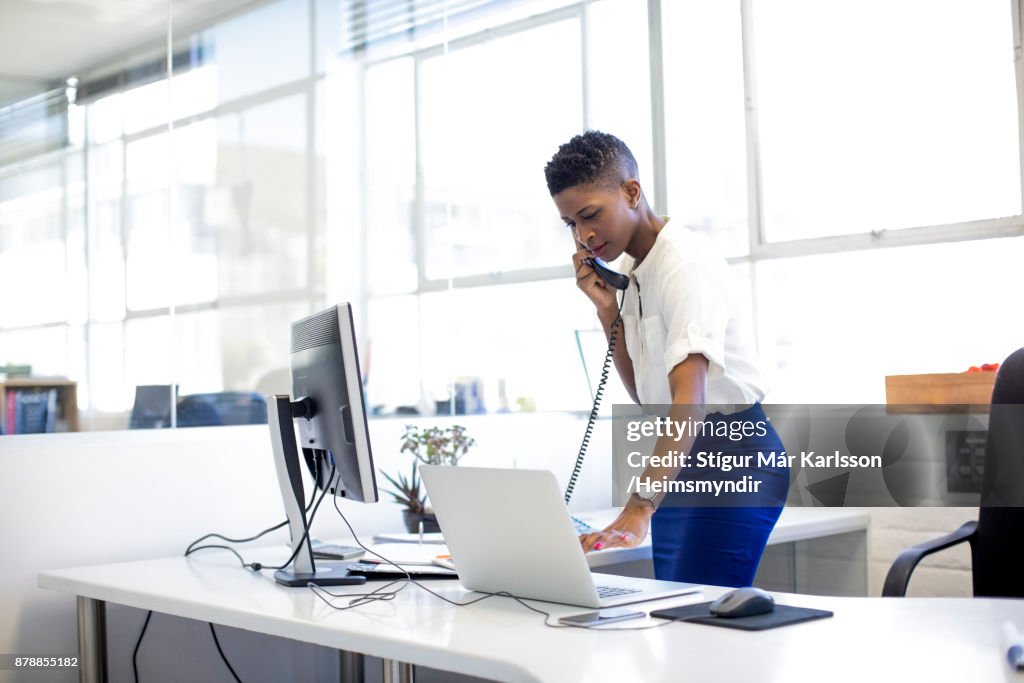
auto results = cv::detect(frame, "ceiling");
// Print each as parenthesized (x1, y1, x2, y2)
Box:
(0, 0, 261, 104)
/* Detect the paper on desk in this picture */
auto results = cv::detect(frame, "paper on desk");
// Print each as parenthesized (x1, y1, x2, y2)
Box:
(360, 543, 451, 566)
(371, 531, 446, 544)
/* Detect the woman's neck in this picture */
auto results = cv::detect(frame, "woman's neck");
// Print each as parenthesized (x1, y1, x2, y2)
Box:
(627, 207, 667, 264)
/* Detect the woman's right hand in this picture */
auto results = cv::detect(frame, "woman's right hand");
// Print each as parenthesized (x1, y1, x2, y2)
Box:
(572, 245, 618, 312)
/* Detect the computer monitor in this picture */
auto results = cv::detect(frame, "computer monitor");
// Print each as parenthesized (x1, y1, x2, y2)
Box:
(290, 304, 378, 502)
(266, 302, 378, 587)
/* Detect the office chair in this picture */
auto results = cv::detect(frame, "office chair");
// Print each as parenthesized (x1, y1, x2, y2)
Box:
(174, 394, 225, 427)
(129, 385, 176, 429)
(882, 347, 1024, 597)
(173, 392, 268, 427)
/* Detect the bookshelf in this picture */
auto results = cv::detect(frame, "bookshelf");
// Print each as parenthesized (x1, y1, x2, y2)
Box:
(0, 378, 79, 434)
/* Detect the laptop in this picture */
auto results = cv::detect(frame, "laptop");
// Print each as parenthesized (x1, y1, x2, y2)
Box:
(419, 465, 702, 608)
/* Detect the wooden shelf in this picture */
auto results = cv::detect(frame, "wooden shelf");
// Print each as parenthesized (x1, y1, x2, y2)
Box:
(0, 378, 79, 433)
(884, 372, 996, 413)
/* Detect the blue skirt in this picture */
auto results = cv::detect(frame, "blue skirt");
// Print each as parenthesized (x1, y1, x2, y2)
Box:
(650, 403, 789, 587)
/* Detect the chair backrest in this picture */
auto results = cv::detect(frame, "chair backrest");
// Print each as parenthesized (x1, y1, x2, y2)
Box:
(973, 347, 1024, 597)
(174, 394, 225, 428)
(129, 385, 176, 429)
(174, 392, 268, 428)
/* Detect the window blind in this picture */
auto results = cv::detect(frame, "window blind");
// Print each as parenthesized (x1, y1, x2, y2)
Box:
(0, 87, 68, 167)
(338, 0, 552, 54)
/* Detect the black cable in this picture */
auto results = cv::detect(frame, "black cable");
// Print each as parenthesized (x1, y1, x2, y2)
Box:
(174, 461, 332, 683)
(321, 490, 673, 631)
(310, 569, 674, 631)
(209, 623, 243, 683)
(131, 610, 152, 683)
(182, 460, 330, 683)
(142, 514, 297, 682)
(251, 464, 334, 572)
(134, 441, 325, 683)
(183, 525, 287, 559)
(183, 463, 334, 572)
(565, 291, 626, 504)
(182, 454, 321, 563)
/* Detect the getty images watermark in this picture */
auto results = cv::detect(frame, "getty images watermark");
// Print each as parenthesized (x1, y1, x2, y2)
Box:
(610, 403, 1020, 508)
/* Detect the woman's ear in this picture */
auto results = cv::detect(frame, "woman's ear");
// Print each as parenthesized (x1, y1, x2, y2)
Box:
(622, 179, 642, 209)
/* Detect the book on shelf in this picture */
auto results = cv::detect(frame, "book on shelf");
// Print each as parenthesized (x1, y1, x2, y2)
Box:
(4, 390, 13, 435)
(2, 387, 62, 435)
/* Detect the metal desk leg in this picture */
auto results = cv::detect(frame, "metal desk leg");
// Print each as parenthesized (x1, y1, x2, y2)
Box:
(339, 650, 364, 682)
(76, 596, 107, 683)
(381, 659, 414, 683)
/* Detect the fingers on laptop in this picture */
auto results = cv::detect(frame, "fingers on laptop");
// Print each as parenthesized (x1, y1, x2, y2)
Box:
(579, 529, 636, 552)
(605, 530, 638, 548)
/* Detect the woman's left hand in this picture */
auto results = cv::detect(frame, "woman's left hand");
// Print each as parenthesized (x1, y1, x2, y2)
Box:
(579, 504, 653, 553)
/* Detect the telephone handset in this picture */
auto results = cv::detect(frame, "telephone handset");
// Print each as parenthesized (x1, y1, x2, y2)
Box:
(584, 256, 630, 291)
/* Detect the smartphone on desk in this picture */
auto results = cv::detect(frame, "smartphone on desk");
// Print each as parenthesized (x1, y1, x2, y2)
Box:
(558, 607, 645, 627)
(309, 539, 365, 561)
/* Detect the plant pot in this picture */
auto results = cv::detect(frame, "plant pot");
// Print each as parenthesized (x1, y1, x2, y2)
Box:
(402, 510, 441, 534)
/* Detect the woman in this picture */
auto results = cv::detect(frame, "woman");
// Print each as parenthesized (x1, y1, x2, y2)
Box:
(544, 130, 789, 587)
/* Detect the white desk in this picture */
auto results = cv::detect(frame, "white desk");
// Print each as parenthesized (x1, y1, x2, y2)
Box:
(580, 507, 869, 569)
(39, 552, 1024, 683)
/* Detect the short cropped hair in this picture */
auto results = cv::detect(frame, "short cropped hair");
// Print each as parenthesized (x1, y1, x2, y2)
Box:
(544, 130, 639, 196)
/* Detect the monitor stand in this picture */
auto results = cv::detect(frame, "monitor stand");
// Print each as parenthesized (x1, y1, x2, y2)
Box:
(266, 395, 366, 587)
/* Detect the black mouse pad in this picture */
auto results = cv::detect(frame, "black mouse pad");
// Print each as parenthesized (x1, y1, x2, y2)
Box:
(650, 601, 833, 631)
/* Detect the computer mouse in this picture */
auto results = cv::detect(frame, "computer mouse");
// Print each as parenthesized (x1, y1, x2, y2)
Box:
(708, 586, 775, 618)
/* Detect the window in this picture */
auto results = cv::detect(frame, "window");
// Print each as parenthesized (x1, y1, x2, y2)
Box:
(418, 18, 583, 280)
(662, 0, 749, 257)
(755, 237, 1024, 403)
(213, 95, 310, 297)
(586, 0, 654, 197)
(207, 0, 311, 104)
(416, 280, 601, 413)
(0, 159, 67, 327)
(3, 0, 1024, 431)
(753, 0, 1020, 241)
(2, 0, 323, 427)
(364, 57, 417, 296)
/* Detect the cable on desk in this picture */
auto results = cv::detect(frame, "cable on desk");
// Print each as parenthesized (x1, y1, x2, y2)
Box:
(183, 464, 334, 573)
(182, 456, 322, 567)
(320, 493, 679, 631)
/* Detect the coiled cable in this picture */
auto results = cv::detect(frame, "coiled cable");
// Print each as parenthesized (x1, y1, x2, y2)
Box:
(564, 291, 626, 504)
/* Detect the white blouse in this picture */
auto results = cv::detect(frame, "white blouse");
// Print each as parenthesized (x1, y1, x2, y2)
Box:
(617, 218, 767, 410)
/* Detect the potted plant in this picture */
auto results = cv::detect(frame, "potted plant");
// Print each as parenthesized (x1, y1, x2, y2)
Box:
(380, 424, 475, 533)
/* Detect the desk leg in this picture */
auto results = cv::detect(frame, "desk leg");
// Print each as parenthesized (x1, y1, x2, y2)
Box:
(381, 659, 414, 683)
(76, 596, 107, 683)
(339, 650, 364, 682)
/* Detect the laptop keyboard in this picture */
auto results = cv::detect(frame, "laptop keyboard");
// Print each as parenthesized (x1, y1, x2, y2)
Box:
(571, 516, 597, 534)
(595, 585, 642, 598)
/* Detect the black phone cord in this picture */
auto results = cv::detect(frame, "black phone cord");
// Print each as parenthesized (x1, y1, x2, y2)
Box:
(564, 291, 626, 504)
